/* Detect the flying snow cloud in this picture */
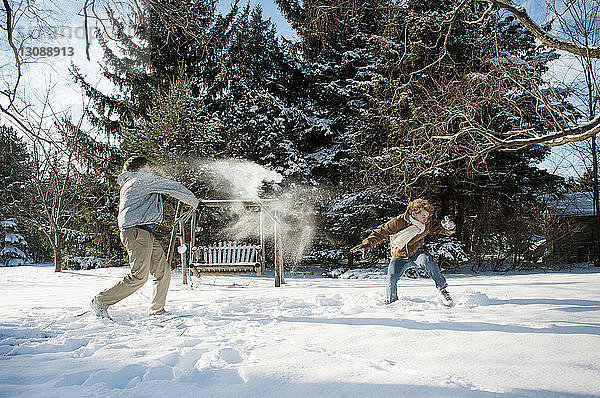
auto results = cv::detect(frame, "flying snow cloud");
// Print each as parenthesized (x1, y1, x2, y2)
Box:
(200, 159, 283, 199)
(180, 158, 315, 267)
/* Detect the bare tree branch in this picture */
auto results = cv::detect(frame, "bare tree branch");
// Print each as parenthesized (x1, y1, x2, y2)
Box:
(485, 0, 600, 58)
(445, 114, 600, 148)
(83, 0, 92, 61)
(2, 0, 22, 106)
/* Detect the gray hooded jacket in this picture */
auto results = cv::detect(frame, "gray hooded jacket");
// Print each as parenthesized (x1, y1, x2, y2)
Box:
(117, 171, 199, 231)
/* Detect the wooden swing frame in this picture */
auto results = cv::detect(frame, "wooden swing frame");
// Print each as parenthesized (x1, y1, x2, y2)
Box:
(166, 199, 285, 287)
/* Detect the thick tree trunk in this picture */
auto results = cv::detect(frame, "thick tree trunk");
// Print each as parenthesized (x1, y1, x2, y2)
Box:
(588, 75, 599, 265)
(592, 135, 599, 265)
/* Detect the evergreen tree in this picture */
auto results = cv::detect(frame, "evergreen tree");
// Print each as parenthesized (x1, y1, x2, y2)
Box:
(275, 0, 390, 182)
(74, 0, 305, 170)
(272, 0, 567, 261)
(0, 126, 51, 263)
(73, 0, 313, 254)
(124, 74, 220, 164)
(0, 125, 31, 215)
(72, 0, 239, 139)
(0, 126, 32, 266)
(199, 4, 308, 176)
(273, 0, 404, 252)
(0, 218, 27, 266)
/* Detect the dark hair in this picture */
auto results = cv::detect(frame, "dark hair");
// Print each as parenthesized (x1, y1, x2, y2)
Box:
(123, 156, 149, 172)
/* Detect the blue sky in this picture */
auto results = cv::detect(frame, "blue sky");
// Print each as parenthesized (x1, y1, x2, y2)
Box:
(0, 1, 298, 130)
(217, 0, 296, 39)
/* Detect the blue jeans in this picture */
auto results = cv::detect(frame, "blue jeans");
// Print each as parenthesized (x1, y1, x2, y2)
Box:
(386, 249, 447, 303)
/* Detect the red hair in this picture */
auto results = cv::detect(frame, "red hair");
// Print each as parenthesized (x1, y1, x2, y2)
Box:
(407, 199, 434, 216)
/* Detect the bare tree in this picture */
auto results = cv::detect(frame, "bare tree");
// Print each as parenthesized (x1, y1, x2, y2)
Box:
(13, 86, 92, 271)
(427, 0, 600, 149)
(452, 0, 600, 149)
(546, 0, 599, 258)
(26, 135, 81, 272)
(295, 1, 598, 188)
(1, 1, 123, 270)
(422, 1, 600, 146)
(1, 0, 54, 133)
(0, 0, 117, 132)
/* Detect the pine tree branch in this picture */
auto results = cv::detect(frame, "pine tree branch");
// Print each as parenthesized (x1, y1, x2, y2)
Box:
(273, 0, 306, 34)
(408, 0, 470, 78)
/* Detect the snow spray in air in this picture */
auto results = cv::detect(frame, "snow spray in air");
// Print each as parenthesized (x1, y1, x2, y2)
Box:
(199, 159, 282, 199)
(180, 158, 316, 268)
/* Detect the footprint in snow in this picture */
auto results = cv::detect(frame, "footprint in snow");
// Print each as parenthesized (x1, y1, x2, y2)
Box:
(218, 347, 243, 364)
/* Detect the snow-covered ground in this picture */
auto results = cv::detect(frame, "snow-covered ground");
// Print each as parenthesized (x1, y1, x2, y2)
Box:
(1, 265, 599, 398)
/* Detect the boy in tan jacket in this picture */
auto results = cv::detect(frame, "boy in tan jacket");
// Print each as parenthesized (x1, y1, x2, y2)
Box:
(352, 199, 455, 305)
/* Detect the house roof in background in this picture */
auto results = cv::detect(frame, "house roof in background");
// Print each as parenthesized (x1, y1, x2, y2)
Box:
(548, 192, 595, 217)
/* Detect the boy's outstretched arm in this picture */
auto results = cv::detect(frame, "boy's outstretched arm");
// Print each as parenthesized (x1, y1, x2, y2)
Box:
(350, 242, 372, 258)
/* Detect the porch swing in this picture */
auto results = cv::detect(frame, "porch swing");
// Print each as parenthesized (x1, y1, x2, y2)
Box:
(166, 199, 286, 287)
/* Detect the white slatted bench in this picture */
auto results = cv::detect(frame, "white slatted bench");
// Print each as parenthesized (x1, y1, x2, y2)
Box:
(190, 241, 262, 275)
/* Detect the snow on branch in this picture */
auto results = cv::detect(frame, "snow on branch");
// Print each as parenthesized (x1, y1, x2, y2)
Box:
(484, 0, 600, 58)
(494, 114, 600, 147)
(434, 115, 600, 149)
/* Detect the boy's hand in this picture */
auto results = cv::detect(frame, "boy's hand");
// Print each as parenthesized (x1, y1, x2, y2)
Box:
(351, 243, 372, 258)
(441, 216, 456, 235)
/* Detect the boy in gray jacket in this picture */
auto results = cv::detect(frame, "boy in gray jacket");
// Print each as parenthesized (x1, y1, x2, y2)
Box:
(91, 156, 199, 318)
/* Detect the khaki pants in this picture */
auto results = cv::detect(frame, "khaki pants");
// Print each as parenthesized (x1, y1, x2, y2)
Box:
(95, 227, 170, 314)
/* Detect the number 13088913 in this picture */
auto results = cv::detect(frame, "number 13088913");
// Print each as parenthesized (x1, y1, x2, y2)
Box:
(20, 47, 75, 57)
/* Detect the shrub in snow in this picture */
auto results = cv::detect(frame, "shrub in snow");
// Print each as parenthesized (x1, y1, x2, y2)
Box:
(63, 255, 123, 270)
(326, 267, 346, 278)
(325, 267, 386, 279)
(0, 218, 27, 267)
(424, 236, 468, 272)
(304, 248, 345, 264)
(338, 267, 386, 279)
(63, 256, 106, 270)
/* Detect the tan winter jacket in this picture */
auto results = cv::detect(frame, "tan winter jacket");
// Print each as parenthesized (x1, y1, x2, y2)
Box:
(362, 211, 455, 258)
